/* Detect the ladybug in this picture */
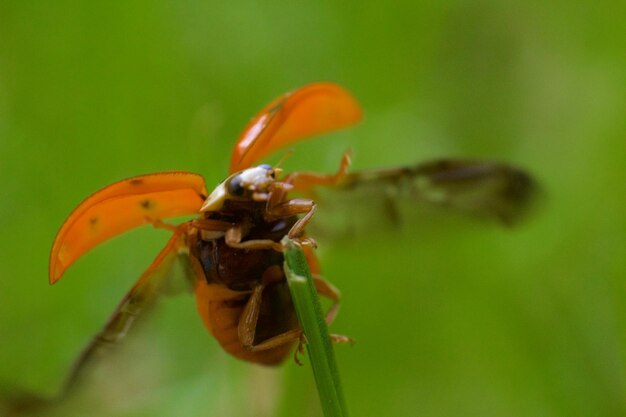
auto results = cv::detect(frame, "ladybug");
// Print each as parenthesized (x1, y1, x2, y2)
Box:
(49, 82, 535, 389)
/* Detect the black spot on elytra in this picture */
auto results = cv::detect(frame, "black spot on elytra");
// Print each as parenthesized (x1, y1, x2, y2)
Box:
(140, 199, 154, 210)
(129, 178, 144, 186)
(89, 217, 98, 226)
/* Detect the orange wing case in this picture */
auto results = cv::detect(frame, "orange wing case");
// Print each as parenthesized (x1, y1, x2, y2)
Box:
(229, 82, 363, 173)
(50, 172, 207, 283)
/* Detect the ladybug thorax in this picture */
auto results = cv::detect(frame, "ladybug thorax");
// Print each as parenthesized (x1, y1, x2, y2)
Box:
(193, 215, 297, 291)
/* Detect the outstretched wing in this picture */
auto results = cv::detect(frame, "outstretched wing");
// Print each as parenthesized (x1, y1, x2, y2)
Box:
(309, 159, 538, 235)
(229, 82, 363, 173)
(50, 171, 207, 283)
(58, 231, 193, 397)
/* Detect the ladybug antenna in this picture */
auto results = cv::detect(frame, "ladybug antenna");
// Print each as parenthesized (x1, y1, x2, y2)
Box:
(273, 150, 294, 172)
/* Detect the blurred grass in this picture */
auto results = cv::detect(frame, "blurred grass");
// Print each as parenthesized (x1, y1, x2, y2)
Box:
(1, 1, 625, 416)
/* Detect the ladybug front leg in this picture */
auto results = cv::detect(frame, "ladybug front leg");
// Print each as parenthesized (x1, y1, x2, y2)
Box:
(265, 151, 351, 208)
(286, 150, 352, 193)
(263, 153, 353, 241)
(223, 199, 317, 252)
(224, 222, 284, 251)
(266, 198, 317, 239)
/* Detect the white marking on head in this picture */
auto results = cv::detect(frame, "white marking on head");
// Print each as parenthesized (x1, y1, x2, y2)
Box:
(238, 166, 273, 190)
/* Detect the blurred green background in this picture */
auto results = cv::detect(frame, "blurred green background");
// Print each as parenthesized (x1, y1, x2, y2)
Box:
(1, 1, 625, 416)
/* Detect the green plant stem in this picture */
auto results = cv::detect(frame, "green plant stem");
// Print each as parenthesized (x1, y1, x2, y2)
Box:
(282, 237, 348, 417)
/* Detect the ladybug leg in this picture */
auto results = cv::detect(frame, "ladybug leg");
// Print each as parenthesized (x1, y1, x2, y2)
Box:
(238, 283, 302, 352)
(292, 275, 349, 366)
(313, 274, 354, 345)
(238, 270, 350, 355)
(223, 205, 315, 252)
(265, 198, 317, 240)
(191, 218, 238, 241)
(293, 333, 308, 366)
(329, 334, 354, 345)
(266, 152, 352, 237)
(283, 150, 352, 194)
(146, 217, 179, 233)
(224, 223, 283, 251)
(263, 151, 350, 214)
(263, 151, 350, 218)
(312, 274, 341, 325)
(292, 333, 351, 365)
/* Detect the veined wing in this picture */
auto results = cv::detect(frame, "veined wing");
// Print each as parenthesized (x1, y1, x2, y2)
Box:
(309, 159, 538, 237)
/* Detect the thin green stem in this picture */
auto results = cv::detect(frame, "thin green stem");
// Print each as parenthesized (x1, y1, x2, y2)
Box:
(282, 237, 348, 417)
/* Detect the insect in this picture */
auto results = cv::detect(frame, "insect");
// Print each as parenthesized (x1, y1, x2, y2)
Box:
(49, 82, 536, 393)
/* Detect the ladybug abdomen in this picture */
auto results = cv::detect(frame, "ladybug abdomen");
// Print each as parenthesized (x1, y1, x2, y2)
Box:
(191, 213, 301, 364)
(194, 276, 299, 365)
